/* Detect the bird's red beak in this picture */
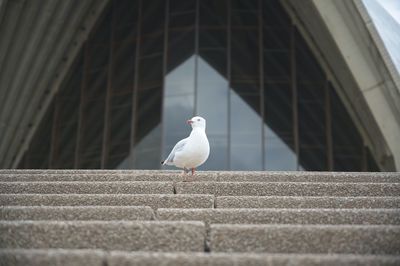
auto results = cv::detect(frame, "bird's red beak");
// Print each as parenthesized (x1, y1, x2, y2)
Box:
(186, 119, 193, 125)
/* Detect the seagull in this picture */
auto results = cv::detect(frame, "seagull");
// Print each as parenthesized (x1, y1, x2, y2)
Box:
(161, 116, 210, 177)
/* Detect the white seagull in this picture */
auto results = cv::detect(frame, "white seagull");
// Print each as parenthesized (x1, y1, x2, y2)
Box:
(161, 116, 210, 176)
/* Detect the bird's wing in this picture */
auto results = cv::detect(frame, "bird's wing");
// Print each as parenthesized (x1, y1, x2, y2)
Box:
(162, 138, 188, 165)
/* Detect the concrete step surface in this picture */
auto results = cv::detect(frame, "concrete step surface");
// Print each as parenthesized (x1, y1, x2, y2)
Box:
(210, 224, 400, 254)
(1, 169, 400, 263)
(0, 181, 174, 194)
(0, 206, 155, 221)
(1, 170, 399, 183)
(2, 180, 399, 196)
(156, 208, 400, 225)
(215, 196, 400, 208)
(0, 194, 215, 209)
(0, 221, 205, 251)
(176, 181, 400, 196)
(3, 206, 399, 225)
(1, 250, 400, 266)
(3, 194, 400, 209)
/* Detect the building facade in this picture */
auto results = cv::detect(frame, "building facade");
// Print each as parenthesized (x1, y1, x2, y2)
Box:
(1, 0, 399, 171)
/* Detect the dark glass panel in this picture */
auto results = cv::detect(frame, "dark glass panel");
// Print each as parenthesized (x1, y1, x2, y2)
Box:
(167, 30, 195, 72)
(296, 29, 327, 171)
(297, 82, 327, 170)
(330, 86, 363, 171)
(263, 0, 291, 28)
(264, 82, 296, 170)
(89, 44, 110, 71)
(199, 48, 226, 76)
(197, 53, 228, 170)
(263, 27, 291, 50)
(105, 1, 138, 168)
(170, 0, 196, 14)
(197, 8, 229, 170)
(77, 13, 112, 168)
(140, 33, 164, 56)
(199, 0, 227, 27)
(230, 85, 263, 170)
(163, 27, 195, 162)
(113, 0, 138, 42)
(169, 12, 196, 29)
(133, 0, 164, 169)
(133, 86, 162, 169)
(141, 0, 165, 34)
(51, 53, 83, 168)
(231, 10, 258, 27)
(263, 50, 290, 82)
(231, 29, 259, 80)
(86, 66, 108, 100)
(231, 0, 257, 11)
(296, 33, 325, 83)
(89, 8, 113, 44)
(367, 147, 380, 171)
(114, 0, 138, 28)
(230, 6, 262, 170)
(231, 81, 261, 113)
(139, 56, 163, 89)
(25, 104, 54, 168)
(111, 42, 136, 94)
(199, 29, 226, 49)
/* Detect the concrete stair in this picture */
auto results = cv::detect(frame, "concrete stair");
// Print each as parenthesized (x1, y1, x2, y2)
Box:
(1, 170, 400, 265)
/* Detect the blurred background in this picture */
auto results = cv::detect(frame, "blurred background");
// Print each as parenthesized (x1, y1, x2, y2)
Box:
(0, 0, 399, 171)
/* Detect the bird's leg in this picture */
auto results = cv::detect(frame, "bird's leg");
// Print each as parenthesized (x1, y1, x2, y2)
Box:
(191, 168, 195, 175)
(182, 167, 189, 181)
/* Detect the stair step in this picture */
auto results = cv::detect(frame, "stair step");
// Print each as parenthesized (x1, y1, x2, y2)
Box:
(216, 196, 400, 208)
(0, 194, 214, 209)
(0, 181, 174, 194)
(0, 221, 205, 251)
(156, 208, 400, 225)
(176, 182, 400, 196)
(2, 250, 400, 266)
(216, 171, 400, 183)
(0, 249, 105, 266)
(109, 252, 400, 266)
(1, 171, 398, 183)
(0, 206, 155, 221)
(210, 224, 400, 254)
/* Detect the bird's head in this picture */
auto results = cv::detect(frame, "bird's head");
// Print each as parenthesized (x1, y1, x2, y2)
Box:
(187, 116, 206, 129)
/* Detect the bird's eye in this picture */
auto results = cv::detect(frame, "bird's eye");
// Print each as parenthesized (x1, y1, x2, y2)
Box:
(197, 119, 201, 121)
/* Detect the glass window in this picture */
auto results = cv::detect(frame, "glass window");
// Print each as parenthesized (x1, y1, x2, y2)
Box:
(330, 86, 363, 171)
(264, 82, 297, 170)
(17, 0, 381, 172)
(162, 2, 196, 166)
(296, 31, 327, 171)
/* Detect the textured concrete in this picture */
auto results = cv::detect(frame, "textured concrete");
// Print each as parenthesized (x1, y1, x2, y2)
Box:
(0, 181, 174, 194)
(0, 194, 214, 209)
(0, 249, 105, 266)
(175, 182, 400, 196)
(210, 224, 400, 254)
(156, 208, 400, 225)
(2, 250, 399, 266)
(1, 170, 399, 183)
(0, 221, 205, 251)
(216, 171, 400, 183)
(0, 206, 155, 221)
(215, 196, 400, 208)
(107, 252, 400, 266)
